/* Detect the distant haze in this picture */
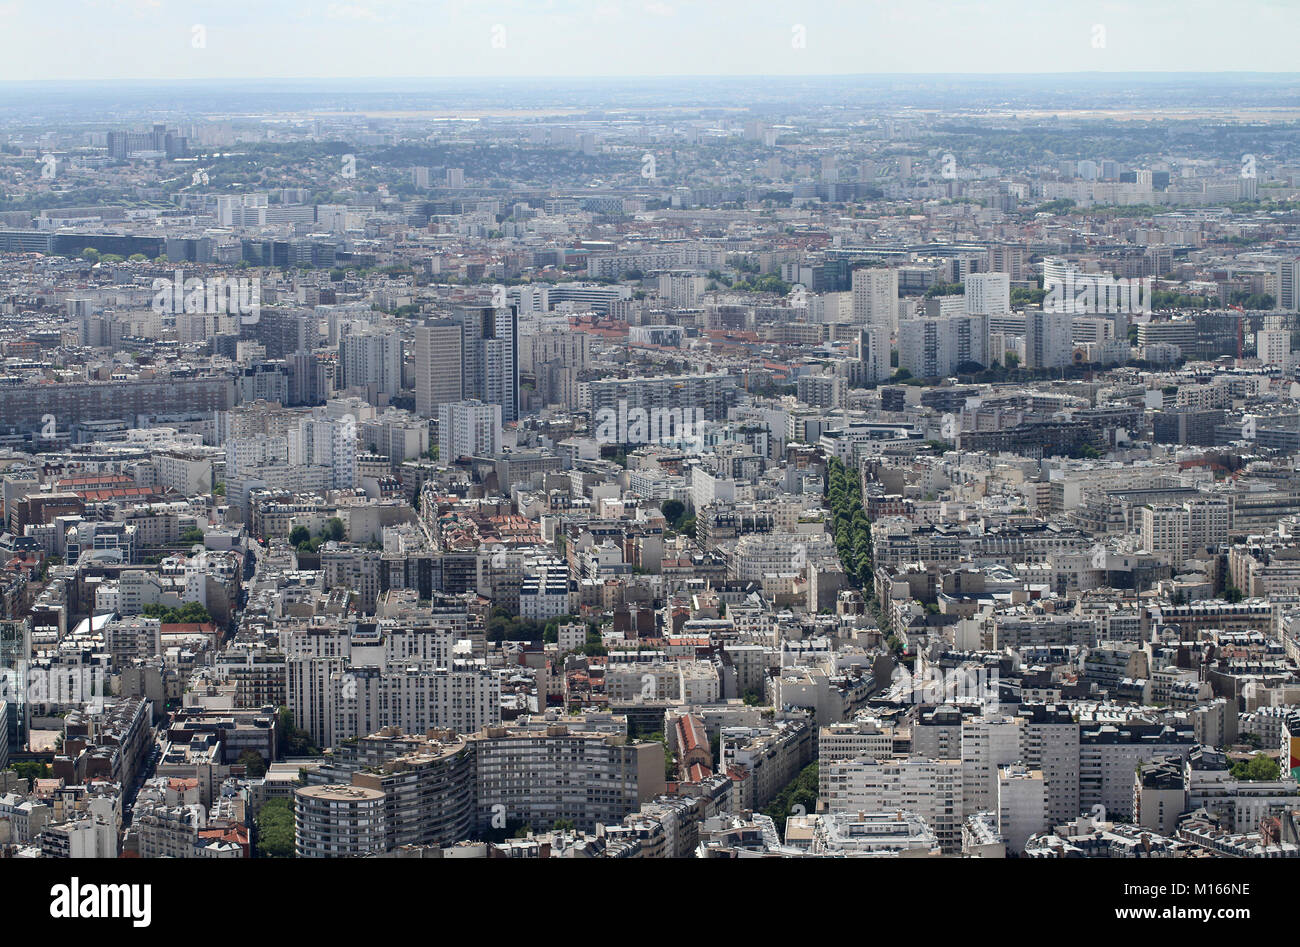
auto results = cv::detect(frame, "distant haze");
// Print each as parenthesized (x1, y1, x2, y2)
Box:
(2, 0, 1299, 81)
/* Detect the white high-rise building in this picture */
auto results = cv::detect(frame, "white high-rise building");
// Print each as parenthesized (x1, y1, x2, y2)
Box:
(1258, 327, 1291, 367)
(1141, 497, 1230, 569)
(961, 716, 1023, 814)
(1024, 310, 1074, 369)
(965, 272, 1011, 316)
(339, 326, 402, 399)
(851, 267, 900, 332)
(509, 284, 550, 315)
(285, 623, 499, 748)
(819, 756, 964, 853)
(290, 416, 357, 489)
(439, 399, 503, 461)
(997, 765, 1047, 854)
(898, 313, 988, 377)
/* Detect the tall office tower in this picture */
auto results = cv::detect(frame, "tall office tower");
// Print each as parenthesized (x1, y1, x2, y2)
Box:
(965, 272, 1011, 316)
(415, 319, 465, 418)
(524, 329, 591, 374)
(415, 307, 519, 423)
(857, 325, 890, 384)
(851, 266, 900, 331)
(898, 317, 942, 378)
(1277, 258, 1300, 312)
(339, 326, 402, 399)
(439, 400, 503, 461)
(458, 305, 519, 424)
(1024, 310, 1074, 370)
(525, 328, 590, 409)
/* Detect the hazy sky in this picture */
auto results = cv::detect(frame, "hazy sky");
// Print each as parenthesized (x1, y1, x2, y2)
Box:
(3, 0, 1298, 81)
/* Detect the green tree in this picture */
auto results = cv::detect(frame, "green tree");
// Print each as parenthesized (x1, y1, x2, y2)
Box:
(662, 499, 686, 528)
(238, 749, 267, 778)
(1230, 753, 1280, 781)
(255, 798, 295, 857)
(277, 707, 320, 757)
(762, 762, 819, 834)
(8, 761, 50, 783)
(324, 517, 346, 542)
(288, 525, 311, 547)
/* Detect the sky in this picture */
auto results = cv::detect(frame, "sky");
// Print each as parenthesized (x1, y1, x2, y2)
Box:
(1, 0, 1297, 81)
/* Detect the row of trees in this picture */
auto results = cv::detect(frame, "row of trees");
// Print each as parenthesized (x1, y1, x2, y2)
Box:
(484, 610, 608, 655)
(826, 458, 875, 595)
(762, 762, 818, 834)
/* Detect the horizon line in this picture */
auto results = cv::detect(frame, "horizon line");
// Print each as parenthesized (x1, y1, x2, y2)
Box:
(3, 70, 1300, 85)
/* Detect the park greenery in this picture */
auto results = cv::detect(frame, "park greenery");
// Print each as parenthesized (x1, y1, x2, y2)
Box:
(141, 602, 212, 624)
(762, 762, 818, 834)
